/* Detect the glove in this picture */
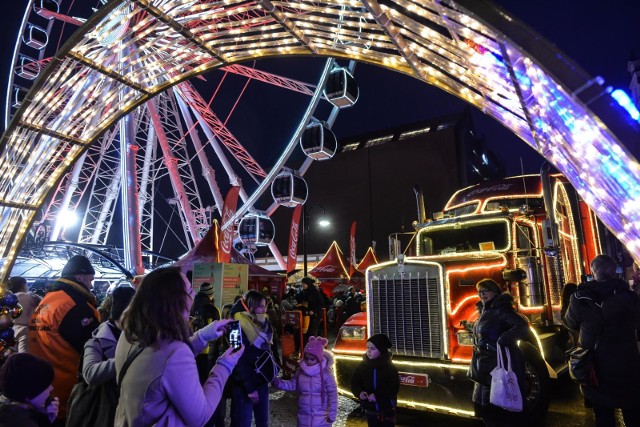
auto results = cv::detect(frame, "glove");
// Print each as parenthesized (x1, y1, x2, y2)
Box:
(198, 319, 233, 344)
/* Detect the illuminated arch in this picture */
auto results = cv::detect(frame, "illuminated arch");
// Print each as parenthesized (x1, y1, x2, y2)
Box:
(1, 0, 639, 280)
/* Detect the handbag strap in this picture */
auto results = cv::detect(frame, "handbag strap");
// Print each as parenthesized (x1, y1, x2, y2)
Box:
(504, 347, 512, 372)
(578, 289, 616, 350)
(495, 343, 504, 369)
(118, 345, 144, 385)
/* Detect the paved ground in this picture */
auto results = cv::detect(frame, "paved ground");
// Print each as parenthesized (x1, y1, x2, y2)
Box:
(225, 328, 626, 426)
(229, 372, 629, 427)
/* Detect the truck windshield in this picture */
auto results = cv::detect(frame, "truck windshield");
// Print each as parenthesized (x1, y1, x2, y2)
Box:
(417, 219, 510, 255)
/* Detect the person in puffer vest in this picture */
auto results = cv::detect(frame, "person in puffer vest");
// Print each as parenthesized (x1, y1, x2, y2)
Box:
(273, 336, 337, 426)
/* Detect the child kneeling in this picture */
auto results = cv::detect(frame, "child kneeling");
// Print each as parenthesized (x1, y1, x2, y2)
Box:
(273, 336, 337, 426)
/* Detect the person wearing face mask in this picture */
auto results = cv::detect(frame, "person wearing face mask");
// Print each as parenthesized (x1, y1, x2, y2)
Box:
(229, 290, 276, 427)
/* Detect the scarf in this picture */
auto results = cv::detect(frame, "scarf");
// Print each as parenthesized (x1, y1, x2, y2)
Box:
(236, 311, 272, 350)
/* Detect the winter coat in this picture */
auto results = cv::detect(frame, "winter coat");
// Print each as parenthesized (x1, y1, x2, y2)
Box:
(563, 278, 640, 407)
(468, 292, 528, 406)
(229, 302, 276, 394)
(12, 292, 41, 353)
(82, 320, 120, 385)
(191, 294, 221, 356)
(114, 333, 233, 427)
(28, 278, 100, 420)
(0, 399, 51, 427)
(302, 286, 325, 318)
(273, 350, 338, 426)
(350, 351, 400, 414)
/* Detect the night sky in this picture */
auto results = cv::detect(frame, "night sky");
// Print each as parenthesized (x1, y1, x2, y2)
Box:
(0, 1, 638, 177)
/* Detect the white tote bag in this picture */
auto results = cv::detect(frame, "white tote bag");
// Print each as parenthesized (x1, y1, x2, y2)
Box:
(489, 344, 523, 412)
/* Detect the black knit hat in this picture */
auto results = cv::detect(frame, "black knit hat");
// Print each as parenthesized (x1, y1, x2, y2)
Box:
(61, 255, 95, 276)
(301, 277, 315, 286)
(110, 286, 135, 321)
(0, 353, 54, 402)
(367, 333, 392, 351)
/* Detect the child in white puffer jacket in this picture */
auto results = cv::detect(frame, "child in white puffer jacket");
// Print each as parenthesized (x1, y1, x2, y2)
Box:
(273, 336, 337, 427)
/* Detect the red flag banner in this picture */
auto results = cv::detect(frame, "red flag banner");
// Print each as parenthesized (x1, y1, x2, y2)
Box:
(287, 204, 303, 273)
(219, 186, 241, 263)
(349, 221, 357, 276)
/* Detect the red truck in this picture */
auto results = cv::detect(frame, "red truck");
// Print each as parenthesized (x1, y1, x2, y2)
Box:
(332, 171, 609, 422)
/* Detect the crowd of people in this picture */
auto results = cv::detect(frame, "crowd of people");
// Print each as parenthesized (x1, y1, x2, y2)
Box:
(2, 253, 638, 427)
(467, 255, 640, 427)
(0, 256, 381, 427)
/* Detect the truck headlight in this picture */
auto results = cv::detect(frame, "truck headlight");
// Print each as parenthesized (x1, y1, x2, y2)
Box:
(340, 326, 366, 340)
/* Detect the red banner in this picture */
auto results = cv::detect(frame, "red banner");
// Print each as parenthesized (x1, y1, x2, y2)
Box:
(349, 221, 356, 276)
(219, 186, 241, 263)
(287, 205, 303, 273)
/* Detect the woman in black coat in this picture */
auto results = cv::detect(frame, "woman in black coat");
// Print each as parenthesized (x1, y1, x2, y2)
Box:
(563, 255, 640, 427)
(468, 279, 528, 427)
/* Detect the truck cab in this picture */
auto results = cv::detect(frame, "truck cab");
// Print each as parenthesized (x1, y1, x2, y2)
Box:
(332, 173, 605, 421)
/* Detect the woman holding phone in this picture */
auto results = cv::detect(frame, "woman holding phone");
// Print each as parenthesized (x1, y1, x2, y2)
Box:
(228, 290, 276, 427)
(114, 267, 244, 427)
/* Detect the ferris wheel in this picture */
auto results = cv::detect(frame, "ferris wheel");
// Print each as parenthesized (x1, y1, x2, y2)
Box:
(7, 0, 359, 275)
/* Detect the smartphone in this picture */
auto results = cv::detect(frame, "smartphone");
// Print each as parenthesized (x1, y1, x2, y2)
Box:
(227, 320, 242, 350)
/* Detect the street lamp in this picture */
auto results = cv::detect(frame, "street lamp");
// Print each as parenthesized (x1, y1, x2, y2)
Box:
(302, 203, 330, 276)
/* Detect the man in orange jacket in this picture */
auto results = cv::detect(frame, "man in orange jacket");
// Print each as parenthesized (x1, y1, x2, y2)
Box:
(29, 255, 100, 425)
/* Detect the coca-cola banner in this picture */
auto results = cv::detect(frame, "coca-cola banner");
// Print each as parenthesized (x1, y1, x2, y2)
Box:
(287, 204, 303, 273)
(349, 221, 356, 276)
(219, 186, 241, 263)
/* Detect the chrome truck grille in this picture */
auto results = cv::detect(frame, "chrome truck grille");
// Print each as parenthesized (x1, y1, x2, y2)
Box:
(367, 263, 444, 358)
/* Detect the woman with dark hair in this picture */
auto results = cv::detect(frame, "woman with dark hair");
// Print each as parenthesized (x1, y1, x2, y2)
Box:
(114, 267, 244, 427)
(228, 290, 276, 427)
(468, 279, 528, 427)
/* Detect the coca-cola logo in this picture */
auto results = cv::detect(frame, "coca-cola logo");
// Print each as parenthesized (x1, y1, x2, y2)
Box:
(350, 235, 356, 264)
(220, 208, 234, 253)
(399, 372, 428, 387)
(289, 222, 299, 258)
(313, 265, 337, 273)
(466, 184, 513, 198)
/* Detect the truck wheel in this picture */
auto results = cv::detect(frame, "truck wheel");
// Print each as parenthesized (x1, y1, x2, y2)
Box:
(519, 342, 551, 425)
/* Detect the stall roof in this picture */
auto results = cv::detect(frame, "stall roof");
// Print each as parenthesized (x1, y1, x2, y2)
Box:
(308, 241, 350, 279)
(357, 247, 379, 272)
(175, 221, 280, 277)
